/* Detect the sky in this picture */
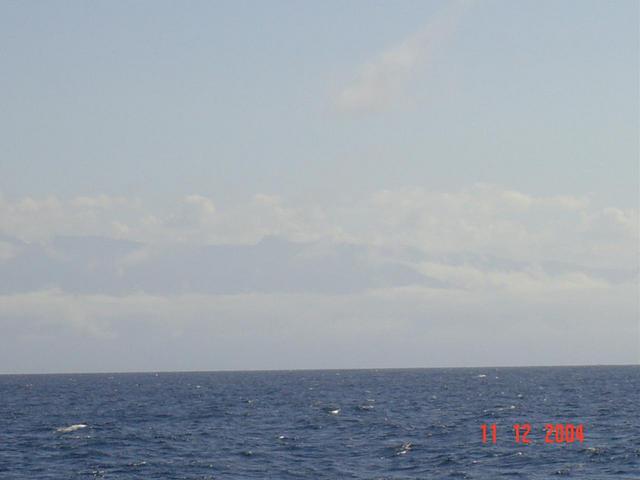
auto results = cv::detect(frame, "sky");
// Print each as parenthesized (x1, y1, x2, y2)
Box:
(0, 0, 638, 373)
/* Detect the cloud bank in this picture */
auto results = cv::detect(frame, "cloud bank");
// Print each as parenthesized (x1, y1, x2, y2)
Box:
(0, 185, 637, 372)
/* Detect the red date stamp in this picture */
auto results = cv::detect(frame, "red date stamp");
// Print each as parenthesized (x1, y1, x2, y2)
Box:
(481, 423, 585, 444)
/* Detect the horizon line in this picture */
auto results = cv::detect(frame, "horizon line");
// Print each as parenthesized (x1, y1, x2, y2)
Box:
(1, 362, 638, 376)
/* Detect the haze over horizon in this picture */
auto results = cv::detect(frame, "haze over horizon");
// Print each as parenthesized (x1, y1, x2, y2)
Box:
(1, 0, 638, 374)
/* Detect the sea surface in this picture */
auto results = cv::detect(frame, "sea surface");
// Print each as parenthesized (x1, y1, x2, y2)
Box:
(0, 366, 638, 479)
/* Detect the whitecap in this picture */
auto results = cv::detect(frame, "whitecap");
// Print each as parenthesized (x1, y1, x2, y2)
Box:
(329, 408, 340, 415)
(396, 442, 413, 455)
(56, 423, 87, 433)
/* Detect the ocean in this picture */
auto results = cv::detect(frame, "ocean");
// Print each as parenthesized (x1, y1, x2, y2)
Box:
(0, 366, 638, 479)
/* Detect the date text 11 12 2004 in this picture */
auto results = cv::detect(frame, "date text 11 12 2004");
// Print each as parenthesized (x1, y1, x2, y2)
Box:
(481, 423, 585, 445)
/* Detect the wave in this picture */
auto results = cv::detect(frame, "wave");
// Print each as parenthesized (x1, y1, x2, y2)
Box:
(56, 424, 87, 433)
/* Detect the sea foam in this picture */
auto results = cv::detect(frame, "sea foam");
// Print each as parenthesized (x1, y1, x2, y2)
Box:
(56, 424, 87, 433)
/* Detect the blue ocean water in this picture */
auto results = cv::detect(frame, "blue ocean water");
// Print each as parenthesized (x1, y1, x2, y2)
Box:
(0, 366, 638, 479)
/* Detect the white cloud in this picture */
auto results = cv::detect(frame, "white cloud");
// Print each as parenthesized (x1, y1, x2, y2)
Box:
(416, 261, 610, 294)
(340, 185, 634, 268)
(183, 194, 215, 214)
(70, 195, 130, 209)
(0, 182, 636, 372)
(0, 185, 636, 270)
(582, 207, 639, 238)
(336, 1, 471, 112)
(0, 193, 141, 241)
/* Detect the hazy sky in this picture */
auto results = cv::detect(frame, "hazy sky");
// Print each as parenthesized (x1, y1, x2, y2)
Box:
(1, 0, 638, 373)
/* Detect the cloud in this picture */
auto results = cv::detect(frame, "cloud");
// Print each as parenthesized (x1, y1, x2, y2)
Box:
(415, 261, 611, 294)
(70, 195, 130, 209)
(335, 0, 471, 112)
(0, 236, 437, 295)
(345, 185, 634, 268)
(165, 194, 216, 229)
(0, 279, 636, 372)
(0, 184, 637, 372)
(183, 195, 216, 214)
(0, 185, 636, 270)
(0, 193, 141, 241)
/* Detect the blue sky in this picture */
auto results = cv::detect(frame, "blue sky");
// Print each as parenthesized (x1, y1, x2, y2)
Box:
(2, 0, 637, 205)
(0, 1, 637, 373)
